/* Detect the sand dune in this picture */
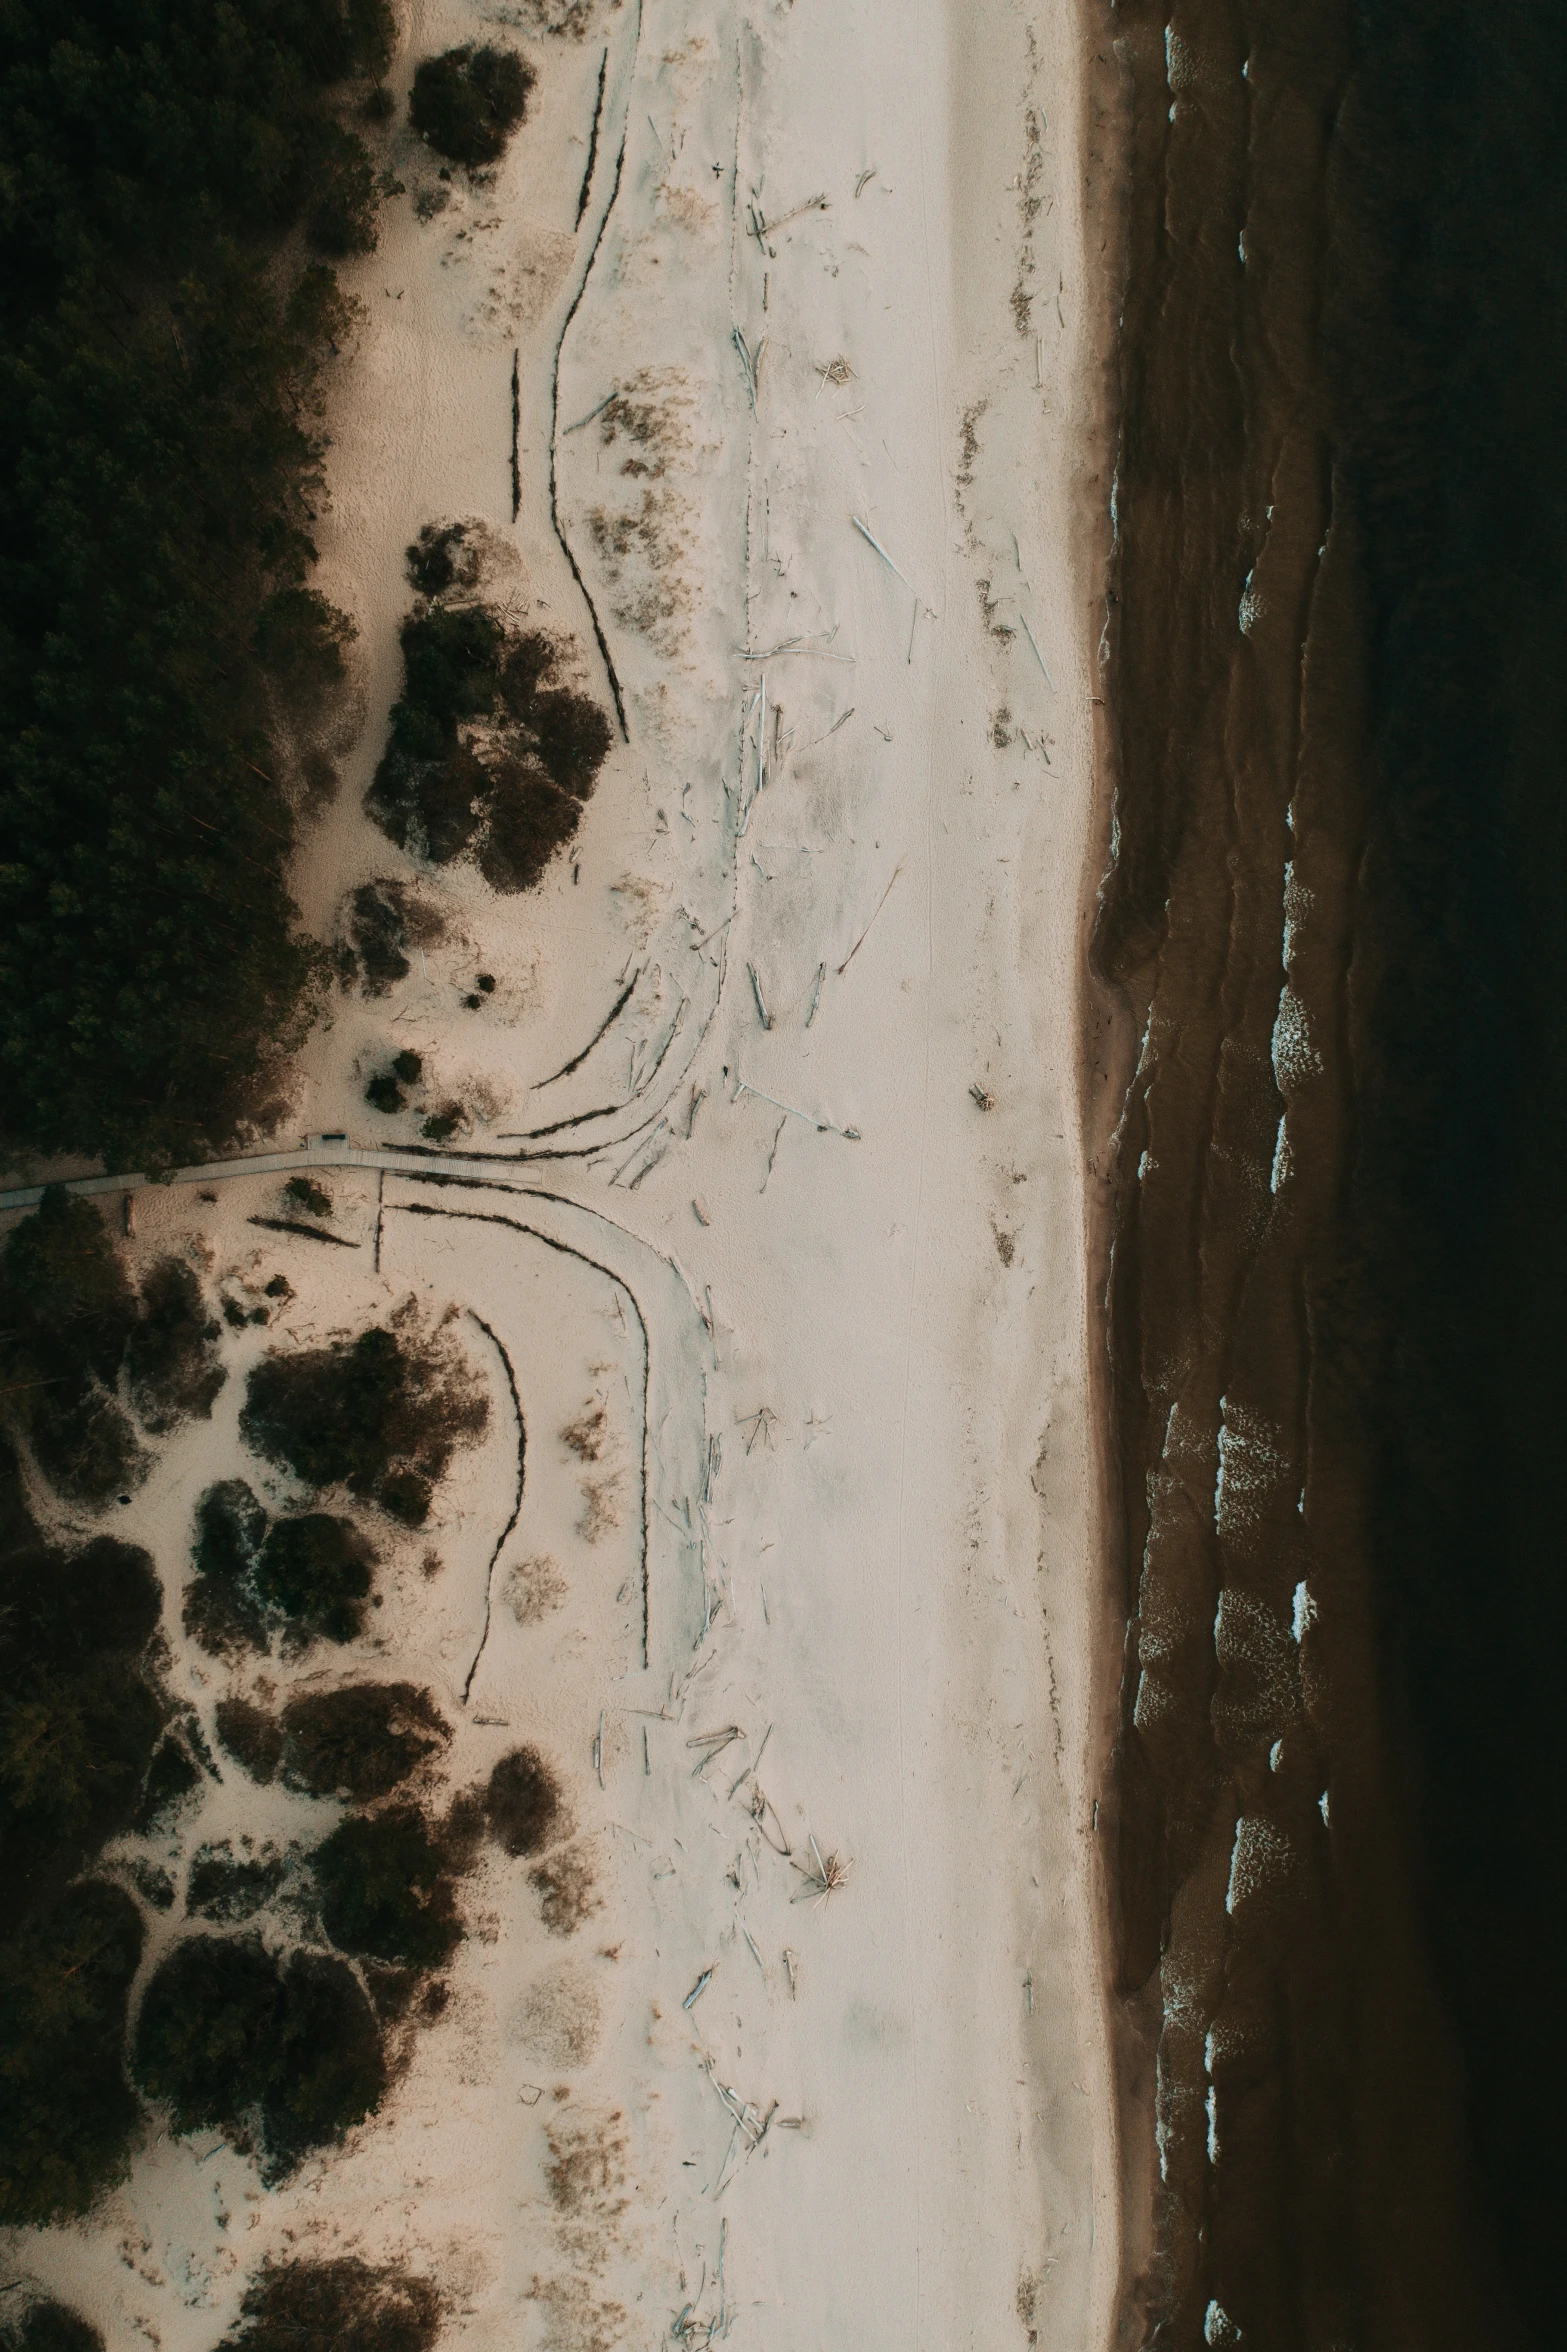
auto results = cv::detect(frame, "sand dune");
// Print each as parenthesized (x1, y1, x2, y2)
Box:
(2, 2, 1117, 2345)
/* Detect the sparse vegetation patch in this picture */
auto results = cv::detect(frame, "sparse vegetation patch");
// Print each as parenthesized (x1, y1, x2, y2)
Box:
(218, 2259, 440, 2352)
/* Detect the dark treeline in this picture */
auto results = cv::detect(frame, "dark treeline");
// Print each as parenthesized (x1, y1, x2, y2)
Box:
(0, 1, 393, 1168)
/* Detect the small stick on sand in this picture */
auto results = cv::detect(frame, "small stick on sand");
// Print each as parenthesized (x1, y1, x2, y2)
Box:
(837, 861, 904, 977)
(804, 963, 826, 1028)
(683, 1965, 716, 2011)
(1020, 612, 1055, 689)
(851, 513, 920, 598)
(735, 1075, 860, 1140)
(782, 1947, 799, 1998)
(750, 1784, 792, 1856)
(736, 1404, 778, 1453)
(563, 389, 617, 435)
(741, 1924, 766, 1977)
(747, 962, 773, 1029)
(593, 1709, 605, 1788)
(729, 1722, 772, 1798)
(751, 191, 829, 240)
(854, 165, 877, 196)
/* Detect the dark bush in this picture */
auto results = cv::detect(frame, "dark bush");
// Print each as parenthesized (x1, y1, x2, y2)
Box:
(133, 1935, 386, 2171)
(392, 1049, 423, 1084)
(218, 2258, 439, 2352)
(477, 762, 581, 894)
(484, 1746, 562, 1857)
(420, 1102, 464, 1143)
(188, 1484, 375, 1653)
(281, 1683, 449, 1801)
(365, 1071, 407, 1114)
(528, 686, 615, 799)
(409, 44, 535, 167)
(185, 1481, 269, 1657)
(124, 1257, 225, 1433)
(240, 1321, 488, 1518)
(3, 2299, 105, 2352)
(377, 1467, 433, 1526)
(187, 1843, 286, 1924)
(0, 1436, 167, 1909)
(0, 1187, 136, 1381)
(365, 576, 610, 890)
(215, 1697, 284, 1785)
(347, 883, 410, 991)
(135, 1731, 202, 1830)
(0, 5, 394, 1166)
(254, 1515, 376, 1645)
(0, 1882, 143, 2224)
(311, 1806, 460, 1970)
(253, 586, 357, 692)
(405, 521, 481, 600)
(0, 1187, 146, 1505)
(282, 1175, 332, 1215)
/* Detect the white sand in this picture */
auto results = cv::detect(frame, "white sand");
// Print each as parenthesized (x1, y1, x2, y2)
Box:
(6, 1, 1118, 2345)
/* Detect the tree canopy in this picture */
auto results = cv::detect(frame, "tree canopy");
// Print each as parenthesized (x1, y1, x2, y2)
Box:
(0, 2, 392, 1166)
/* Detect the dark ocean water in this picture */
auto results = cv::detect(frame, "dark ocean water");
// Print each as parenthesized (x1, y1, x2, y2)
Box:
(1097, 2, 1566, 2345)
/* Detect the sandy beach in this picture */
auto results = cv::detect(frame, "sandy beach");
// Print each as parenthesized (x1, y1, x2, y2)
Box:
(2, 1, 1120, 2345)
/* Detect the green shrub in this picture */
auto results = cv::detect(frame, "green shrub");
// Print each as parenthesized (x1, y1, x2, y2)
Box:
(218, 2259, 439, 2352)
(311, 1807, 460, 1969)
(134, 1731, 203, 1831)
(3, 2299, 105, 2352)
(240, 1321, 488, 1520)
(484, 1746, 562, 1857)
(346, 883, 411, 991)
(409, 45, 534, 168)
(477, 760, 582, 894)
(215, 1696, 284, 1784)
(405, 521, 480, 599)
(187, 1844, 286, 1924)
(0, 1882, 144, 2224)
(282, 1175, 332, 1215)
(280, 1683, 449, 1801)
(0, 1435, 167, 1910)
(124, 1257, 225, 1434)
(1, 1193, 222, 1503)
(365, 583, 611, 889)
(133, 1935, 386, 2172)
(187, 1484, 375, 1653)
(364, 1071, 407, 1113)
(184, 1481, 270, 1657)
(254, 1515, 375, 1644)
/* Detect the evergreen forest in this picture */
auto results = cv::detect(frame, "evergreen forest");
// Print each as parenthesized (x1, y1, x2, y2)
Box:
(0, 1, 393, 1167)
